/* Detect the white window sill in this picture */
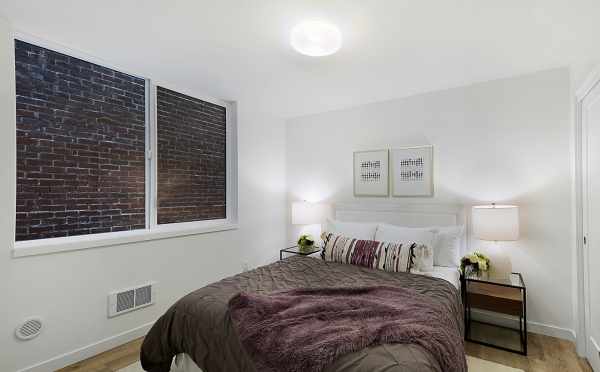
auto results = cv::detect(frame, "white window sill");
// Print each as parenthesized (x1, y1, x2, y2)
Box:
(12, 221, 239, 258)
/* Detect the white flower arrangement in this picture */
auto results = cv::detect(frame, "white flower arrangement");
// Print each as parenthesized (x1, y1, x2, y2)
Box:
(460, 252, 490, 275)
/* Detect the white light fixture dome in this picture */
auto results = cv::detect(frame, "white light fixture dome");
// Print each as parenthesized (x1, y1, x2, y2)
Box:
(290, 20, 342, 57)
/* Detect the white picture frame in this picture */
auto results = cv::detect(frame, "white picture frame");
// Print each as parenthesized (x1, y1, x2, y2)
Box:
(391, 145, 434, 197)
(353, 150, 389, 197)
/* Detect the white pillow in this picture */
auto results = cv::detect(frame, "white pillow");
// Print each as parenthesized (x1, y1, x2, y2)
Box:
(375, 224, 436, 272)
(432, 225, 465, 267)
(324, 219, 378, 241)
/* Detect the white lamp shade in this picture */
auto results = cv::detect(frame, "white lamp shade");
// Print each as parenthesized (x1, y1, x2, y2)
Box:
(292, 202, 331, 225)
(472, 205, 519, 241)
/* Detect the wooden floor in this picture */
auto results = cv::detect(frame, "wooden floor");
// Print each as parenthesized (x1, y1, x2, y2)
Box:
(57, 338, 143, 372)
(466, 333, 592, 372)
(58, 333, 593, 372)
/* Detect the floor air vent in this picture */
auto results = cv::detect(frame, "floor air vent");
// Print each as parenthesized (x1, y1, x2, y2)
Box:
(108, 282, 155, 317)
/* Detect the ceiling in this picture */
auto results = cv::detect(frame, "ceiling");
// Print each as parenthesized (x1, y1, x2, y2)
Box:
(1, 0, 599, 118)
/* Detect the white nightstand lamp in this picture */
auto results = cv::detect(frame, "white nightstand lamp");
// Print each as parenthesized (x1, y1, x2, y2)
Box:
(291, 202, 331, 225)
(291, 201, 332, 243)
(472, 204, 519, 279)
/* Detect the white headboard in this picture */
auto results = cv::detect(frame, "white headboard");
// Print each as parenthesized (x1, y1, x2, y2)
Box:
(334, 202, 470, 253)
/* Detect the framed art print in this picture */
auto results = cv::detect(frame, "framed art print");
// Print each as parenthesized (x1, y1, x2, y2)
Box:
(353, 149, 389, 196)
(391, 145, 433, 197)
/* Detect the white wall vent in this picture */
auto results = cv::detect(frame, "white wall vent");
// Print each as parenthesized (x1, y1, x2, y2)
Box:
(135, 285, 152, 307)
(108, 282, 156, 318)
(15, 317, 43, 340)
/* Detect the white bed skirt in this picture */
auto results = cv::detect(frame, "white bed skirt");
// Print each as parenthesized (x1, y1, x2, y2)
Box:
(171, 354, 203, 372)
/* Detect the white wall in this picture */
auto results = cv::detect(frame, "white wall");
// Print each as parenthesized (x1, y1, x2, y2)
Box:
(286, 68, 574, 336)
(0, 18, 287, 372)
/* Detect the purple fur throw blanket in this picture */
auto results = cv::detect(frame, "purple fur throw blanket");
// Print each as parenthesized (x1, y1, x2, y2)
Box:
(228, 286, 467, 372)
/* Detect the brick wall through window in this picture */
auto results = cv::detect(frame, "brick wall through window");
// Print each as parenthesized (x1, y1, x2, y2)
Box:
(156, 87, 226, 224)
(15, 40, 146, 241)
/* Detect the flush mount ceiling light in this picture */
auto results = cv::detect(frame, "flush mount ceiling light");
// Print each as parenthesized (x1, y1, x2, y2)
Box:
(290, 20, 342, 57)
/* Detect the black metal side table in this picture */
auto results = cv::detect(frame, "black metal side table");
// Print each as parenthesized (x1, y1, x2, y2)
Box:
(279, 246, 321, 260)
(463, 271, 527, 355)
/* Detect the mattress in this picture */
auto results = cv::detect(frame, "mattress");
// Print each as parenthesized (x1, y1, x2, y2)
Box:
(412, 266, 461, 289)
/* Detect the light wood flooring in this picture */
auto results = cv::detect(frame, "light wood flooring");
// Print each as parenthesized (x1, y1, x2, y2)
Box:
(57, 338, 143, 372)
(58, 332, 592, 372)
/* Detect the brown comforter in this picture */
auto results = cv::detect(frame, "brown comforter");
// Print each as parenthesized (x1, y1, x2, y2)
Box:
(141, 256, 464, 372)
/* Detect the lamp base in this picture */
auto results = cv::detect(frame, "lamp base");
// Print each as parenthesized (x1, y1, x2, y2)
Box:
(480, 246, 512, 280)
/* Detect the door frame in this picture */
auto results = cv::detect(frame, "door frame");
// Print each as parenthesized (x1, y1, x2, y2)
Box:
(575, 66, 600, 362)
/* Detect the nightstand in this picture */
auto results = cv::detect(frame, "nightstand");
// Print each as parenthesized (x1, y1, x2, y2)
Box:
(280, 246, 321, 260)
(463, 271, 527, 355)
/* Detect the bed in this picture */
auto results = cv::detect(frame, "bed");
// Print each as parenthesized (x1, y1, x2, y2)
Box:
(141, 203, 468, 372)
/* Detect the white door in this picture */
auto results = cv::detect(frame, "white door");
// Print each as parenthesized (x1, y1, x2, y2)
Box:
(583, 76, 600, 371)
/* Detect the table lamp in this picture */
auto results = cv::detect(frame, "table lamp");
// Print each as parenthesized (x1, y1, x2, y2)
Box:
(472, 204, 519, 278)
(291, 201, 332, 247)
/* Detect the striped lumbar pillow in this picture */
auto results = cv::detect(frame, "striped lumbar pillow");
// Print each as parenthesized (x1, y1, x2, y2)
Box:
(321, 232, 416, 273)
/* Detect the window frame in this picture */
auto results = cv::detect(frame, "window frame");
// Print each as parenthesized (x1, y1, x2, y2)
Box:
(148, 82, 238, 233)
(11, 31, 238, 258)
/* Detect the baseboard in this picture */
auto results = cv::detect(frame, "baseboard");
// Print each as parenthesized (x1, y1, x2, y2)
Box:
(16, 321, 155, 372)
(589, 337, 600, 371)
(470, 309, 576, 342)
(592, 336, 600, 353)
(14, 311, 576, 372)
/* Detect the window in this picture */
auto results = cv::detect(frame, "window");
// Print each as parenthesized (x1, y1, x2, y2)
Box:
(15, 40, 147, 241)
(13, 39, 236, 251)
(156, 87, 226, 224)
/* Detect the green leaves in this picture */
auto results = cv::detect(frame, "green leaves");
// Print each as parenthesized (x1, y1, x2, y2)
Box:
(297, 234, 315, 247)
